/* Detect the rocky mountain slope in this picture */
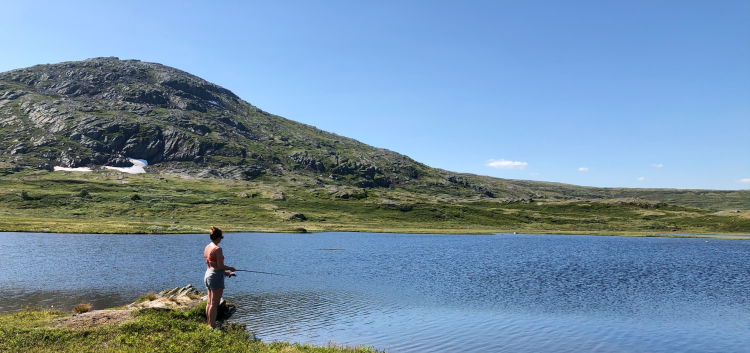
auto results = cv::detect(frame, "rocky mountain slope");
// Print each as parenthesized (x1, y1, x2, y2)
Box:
(0, 57, 432, 184)
(0, 58, 747, 209)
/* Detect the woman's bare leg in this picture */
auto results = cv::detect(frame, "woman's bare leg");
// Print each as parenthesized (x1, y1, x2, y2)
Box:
(206, 289, 214, 326)
(208, 288, 224, 328)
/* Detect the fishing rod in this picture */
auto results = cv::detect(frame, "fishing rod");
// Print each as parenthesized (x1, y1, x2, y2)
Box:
(233, 269, 291, 277)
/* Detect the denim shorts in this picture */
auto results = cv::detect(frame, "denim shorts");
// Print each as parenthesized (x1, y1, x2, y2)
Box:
(204, 269, 225, 290)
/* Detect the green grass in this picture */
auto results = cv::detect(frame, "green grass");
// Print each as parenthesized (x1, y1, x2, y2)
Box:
(133, 293, 159, 304)
(0, 306, 382, 353)
(0, 169, 748, 237)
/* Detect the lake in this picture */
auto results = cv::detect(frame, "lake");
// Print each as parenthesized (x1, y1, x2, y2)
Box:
(1, 232, 748, 352)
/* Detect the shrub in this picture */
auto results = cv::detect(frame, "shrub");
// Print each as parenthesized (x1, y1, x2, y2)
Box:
(168, 225, 206, 233)
(131, 194, 142, 201)
(186, 292, 203, 300)
(349, 191, 368, 200)
(134, 292, 159, 304)
(201, 198, 228, 204)
(76, 190, 90, 198)
(148, 226, 164, 234)
(396, 205, 413, 212)
(72, 303, 92, 314)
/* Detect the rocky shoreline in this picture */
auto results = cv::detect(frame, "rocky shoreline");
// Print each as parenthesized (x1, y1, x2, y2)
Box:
(54, 284, 235, 329)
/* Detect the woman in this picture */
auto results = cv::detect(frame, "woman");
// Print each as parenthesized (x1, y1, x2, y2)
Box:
(204, 226, 236, 329)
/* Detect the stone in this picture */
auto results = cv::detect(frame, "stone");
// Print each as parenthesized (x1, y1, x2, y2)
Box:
(217, 298, 236, 321)
(287, 212, 307, 221)
(157, 284, 200, 298)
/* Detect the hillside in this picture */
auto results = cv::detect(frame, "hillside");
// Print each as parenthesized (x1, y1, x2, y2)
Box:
(0, 57, 748, 212)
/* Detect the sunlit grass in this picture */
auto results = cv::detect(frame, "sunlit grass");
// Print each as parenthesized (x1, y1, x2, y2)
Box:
(0, 307, 67, 329)
(0, 170, 747, 237)
(0, 306, 383, 353)
(133, 293, 158, 304)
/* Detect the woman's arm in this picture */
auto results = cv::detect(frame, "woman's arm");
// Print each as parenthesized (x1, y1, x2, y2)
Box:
(214, 248, 236, 272)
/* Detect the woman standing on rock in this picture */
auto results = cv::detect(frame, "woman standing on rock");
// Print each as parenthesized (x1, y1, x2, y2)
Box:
(204, 226, 236, 329)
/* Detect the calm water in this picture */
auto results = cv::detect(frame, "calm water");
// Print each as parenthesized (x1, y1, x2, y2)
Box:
(1, 232, 748, 352)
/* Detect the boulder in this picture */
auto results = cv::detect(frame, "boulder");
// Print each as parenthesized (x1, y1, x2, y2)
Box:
(157, 284, 201, 298)
(287, 212, 307, 221)
(272, 190, 286, 201)
(217, 298, 236, 321)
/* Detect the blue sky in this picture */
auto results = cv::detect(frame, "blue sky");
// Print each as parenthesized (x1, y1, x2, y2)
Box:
(2, 0, 748, 190)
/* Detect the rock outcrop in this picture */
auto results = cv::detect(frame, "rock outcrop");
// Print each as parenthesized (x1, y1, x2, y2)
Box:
(0, 57, 448, 189)
(153, 284, 236, 321)
(55, 284, 237, 329)
(55, 284, 236, 330)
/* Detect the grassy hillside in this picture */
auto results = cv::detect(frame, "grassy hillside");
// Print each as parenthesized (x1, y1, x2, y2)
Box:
(1, 167, 748, 237)
(1, 57, 747, 214)
(459, 173, 750, 211)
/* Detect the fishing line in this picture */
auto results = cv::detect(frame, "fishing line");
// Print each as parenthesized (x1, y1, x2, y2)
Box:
(234, 269, 291, 277)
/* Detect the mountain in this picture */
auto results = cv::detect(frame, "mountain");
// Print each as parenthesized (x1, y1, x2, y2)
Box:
(0, 57, 432, 183)
(0, 57, 747, 210)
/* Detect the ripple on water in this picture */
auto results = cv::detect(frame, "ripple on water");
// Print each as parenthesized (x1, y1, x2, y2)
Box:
(1, 232, 749, 352)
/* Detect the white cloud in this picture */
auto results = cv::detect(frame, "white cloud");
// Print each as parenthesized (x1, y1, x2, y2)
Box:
(486, 159, 528, 170)
(530, 172, 539, 176)
(650, 163, 663, 169)
(737, 178, 750, 183)
(578, 167, 588, 171)
(637, 177, 645, 181)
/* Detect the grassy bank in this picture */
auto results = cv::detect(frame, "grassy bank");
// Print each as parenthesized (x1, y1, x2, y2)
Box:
(0, 305, 380, 353)
(0, 170, 748, 237)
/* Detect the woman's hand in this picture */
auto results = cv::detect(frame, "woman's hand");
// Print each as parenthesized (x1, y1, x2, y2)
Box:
(227, 266, 237, 272)
(224, 271, 235, 277)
